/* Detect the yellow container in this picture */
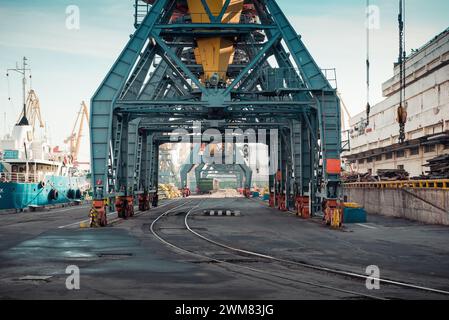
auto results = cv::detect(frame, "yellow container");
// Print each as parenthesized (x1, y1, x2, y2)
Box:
(344, 202, 362, 209)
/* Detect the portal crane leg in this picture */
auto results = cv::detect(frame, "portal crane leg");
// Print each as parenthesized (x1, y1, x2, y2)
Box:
(89, 0, 169, 223)
(267, 131, 277, 208)
(115, 115, 135, 219)
(292, 115, 315, 218)
(275, 129, 291, 211)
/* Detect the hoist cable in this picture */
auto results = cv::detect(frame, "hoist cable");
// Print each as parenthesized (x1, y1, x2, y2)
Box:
(398, 0, 407, 144)
(366, 0, 371, 126)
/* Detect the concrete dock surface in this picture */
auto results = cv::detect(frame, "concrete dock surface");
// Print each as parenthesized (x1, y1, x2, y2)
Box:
(0, 195, 448, 300)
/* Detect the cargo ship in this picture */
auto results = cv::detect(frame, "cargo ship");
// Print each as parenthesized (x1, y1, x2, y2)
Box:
(0, 58, 87, 211)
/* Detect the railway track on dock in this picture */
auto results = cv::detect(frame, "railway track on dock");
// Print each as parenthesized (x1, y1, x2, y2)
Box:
(150, 199, 387, 300)
(185, 202, 449, 299)
(149, 198, 449, 299)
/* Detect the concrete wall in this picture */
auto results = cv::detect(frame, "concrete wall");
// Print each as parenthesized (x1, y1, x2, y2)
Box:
(343, 188, 449, 226)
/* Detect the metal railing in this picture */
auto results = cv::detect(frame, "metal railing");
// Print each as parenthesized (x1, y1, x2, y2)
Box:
(344, 179, 449, 190)
(341, 130, 351, 152)
(134, 0, 150, 28)
(322, 68, 338, 89)
(170, 13, 258, 25)
(256, 67, 338, 91)
(0, 172, 41, 183)
(257, 67, 303, 91)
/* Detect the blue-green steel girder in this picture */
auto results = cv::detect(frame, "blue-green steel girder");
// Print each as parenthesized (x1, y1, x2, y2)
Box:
(139, 59, 172, 101)
(151, 141, 160, 189)
(180, 142, 253, 190)
(239, 163, 252, 189)
(117, 115, 129, 192)
(223, 31, 281, 95)
(180, 164, 194, 188)
(151, 32, 206, 93)
(126, 119, 141, 191)
(145, 133, 155, 189)
(90, 0, 169, 195)
(265, 0, 341, 198)
(200, 0, 216, 22)
(121, 43, 157, 100)
(265, 0, 333, 91)
(137, 131, 148, 190)
(216, 0, 231, 22)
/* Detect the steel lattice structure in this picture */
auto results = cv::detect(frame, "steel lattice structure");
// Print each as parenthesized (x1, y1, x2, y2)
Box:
(90, 0, 343, 222)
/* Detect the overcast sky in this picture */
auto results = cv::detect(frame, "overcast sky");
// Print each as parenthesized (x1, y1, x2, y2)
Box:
(0, 0, 448, 162)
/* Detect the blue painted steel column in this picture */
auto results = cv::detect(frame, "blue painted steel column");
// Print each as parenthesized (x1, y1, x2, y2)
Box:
(266, 0, 342, 200)
(90, 0, 168, 198)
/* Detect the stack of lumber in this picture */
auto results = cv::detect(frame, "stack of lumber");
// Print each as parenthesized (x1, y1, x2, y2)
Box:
(158, 184, 181, 199)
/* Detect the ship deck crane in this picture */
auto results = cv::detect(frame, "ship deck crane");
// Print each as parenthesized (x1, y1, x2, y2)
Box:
(65, 101, 89, 165)
(15, 89, 45, 138)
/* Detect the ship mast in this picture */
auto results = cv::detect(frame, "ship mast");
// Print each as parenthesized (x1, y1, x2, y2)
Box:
(7, 57, 31, 126)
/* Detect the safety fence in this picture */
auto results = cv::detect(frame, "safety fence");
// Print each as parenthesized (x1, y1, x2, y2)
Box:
(344, 179, 449, 190)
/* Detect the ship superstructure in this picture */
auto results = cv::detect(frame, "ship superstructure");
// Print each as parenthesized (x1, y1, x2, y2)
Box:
(0, 58, 87, 210)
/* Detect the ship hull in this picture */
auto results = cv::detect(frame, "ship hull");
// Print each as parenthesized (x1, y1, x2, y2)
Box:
(0, 175, 85, 210)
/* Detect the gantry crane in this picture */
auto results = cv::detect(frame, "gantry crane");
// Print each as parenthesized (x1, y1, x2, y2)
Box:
(90, 0, 343, 227)
(65, 101, 89, 165)
(159, 143, 179, 186)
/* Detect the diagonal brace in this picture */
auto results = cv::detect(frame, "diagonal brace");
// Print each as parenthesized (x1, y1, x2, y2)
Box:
(223, 32, 281, 95)
(152, 32, 206, 94)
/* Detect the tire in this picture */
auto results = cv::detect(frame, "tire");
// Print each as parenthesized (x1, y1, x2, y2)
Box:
(49, 189, 59, 200)
(67, 189, 75, 199)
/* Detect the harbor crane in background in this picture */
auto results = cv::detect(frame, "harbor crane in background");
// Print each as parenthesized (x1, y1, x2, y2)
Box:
(65, 101, 89, 166)
(16, 90, 44, 139)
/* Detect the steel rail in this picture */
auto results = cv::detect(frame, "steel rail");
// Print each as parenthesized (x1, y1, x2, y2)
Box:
(150, 199, 386, 300)
(184, 209, 449, 297)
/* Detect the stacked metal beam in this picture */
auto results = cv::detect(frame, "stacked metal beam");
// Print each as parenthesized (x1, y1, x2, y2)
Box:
(422, 155, 449, 179)
(377, 169, 409, 181)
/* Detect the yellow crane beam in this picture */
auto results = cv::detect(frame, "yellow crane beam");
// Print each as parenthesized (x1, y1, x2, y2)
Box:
(187, 0, 244, 84)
